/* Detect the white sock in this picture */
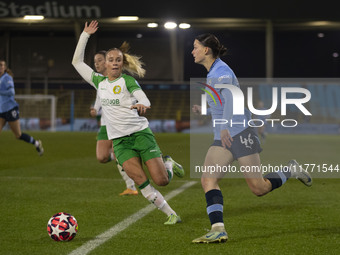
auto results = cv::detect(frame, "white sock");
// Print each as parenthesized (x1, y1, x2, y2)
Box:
(116, 161, 136, 190)
(212, 223, 225, 231)
(141, 183, 176, 216)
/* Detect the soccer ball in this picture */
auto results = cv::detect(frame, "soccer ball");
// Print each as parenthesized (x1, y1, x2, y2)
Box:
(47, 212, 78, 241)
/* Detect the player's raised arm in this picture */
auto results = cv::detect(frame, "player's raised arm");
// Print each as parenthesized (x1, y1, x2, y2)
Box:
(72, 20, 99, 87)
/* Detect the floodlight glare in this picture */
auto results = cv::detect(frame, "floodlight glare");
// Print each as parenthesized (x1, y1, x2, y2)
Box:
(147, 23, 159, 28)
(23, 15, 44, 20)
(118, 16, 139, 21)
(179, 23, 191, 29)
(164, 22, 177, 29)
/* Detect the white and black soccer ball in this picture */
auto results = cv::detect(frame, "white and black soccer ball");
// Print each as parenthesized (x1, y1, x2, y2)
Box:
(47, 212, 78, 241)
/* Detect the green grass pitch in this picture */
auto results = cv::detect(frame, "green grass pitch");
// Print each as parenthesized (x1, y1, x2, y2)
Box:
(0, 131, 340, 255)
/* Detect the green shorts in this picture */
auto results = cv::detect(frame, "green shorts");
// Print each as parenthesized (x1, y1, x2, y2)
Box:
(97, 125, 109, 141)
(112, 127, 162, 165)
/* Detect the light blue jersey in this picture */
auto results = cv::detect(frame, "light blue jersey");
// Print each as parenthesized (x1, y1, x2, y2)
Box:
(0, 72, 18, 113)
(206, 58, 251, 139)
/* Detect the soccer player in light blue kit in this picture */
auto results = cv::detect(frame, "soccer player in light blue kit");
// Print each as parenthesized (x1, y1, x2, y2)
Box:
(191, 34, 312, 243)
(0, 59, 44, 155)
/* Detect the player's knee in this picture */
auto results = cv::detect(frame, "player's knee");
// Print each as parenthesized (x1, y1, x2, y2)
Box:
(154, 175, 169, 186)
(97, 155, 109, 163)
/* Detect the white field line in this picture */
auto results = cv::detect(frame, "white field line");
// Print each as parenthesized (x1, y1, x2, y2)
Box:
(68, 181, 197, 255)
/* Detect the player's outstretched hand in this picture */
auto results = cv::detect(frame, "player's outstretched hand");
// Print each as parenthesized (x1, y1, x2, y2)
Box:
(130, 104, 151, 115)
(84, 20, 98, 35)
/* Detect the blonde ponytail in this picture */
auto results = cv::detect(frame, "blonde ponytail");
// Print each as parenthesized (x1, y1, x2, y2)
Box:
(119, 41, 146, 78)
(122, 53, 146, 78)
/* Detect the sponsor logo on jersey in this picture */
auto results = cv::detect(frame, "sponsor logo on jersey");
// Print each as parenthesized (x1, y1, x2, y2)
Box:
(113, 85, 121, 94)
(218, 75, 231, 82)
(101, 98, 120, 106)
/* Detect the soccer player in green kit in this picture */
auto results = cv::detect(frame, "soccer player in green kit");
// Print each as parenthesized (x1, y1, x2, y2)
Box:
(72, 20, 184, 225)
(90, 50, 138, 196)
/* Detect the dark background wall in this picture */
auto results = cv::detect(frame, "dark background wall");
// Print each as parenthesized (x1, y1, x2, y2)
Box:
(2, 0, 339, 20)
(1, 0, 340, 80)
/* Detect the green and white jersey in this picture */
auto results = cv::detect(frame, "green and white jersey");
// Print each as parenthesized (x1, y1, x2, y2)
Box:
(72, 31, 149, 139)
(91, 73, 149, 139)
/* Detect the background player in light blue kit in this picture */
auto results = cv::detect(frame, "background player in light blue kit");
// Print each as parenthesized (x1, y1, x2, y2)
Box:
(0, 59, 44, 156)
(191, 34, 312, 243)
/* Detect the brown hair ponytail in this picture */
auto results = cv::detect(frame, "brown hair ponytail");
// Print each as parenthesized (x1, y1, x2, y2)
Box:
(0, 59, 14, 77)
(195, 34, 227, 59)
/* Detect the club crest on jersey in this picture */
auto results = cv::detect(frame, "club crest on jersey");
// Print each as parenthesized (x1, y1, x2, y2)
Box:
(113, 85, 121, 94)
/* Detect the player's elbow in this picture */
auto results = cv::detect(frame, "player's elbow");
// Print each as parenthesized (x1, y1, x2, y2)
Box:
(71, 56, 80, 67)
(71, 59, 77, 67)
(71, 61, 82, 74)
